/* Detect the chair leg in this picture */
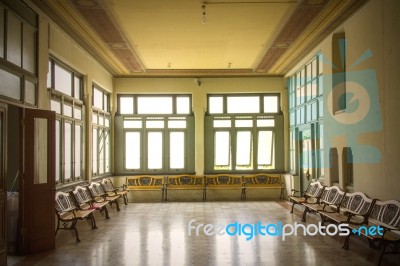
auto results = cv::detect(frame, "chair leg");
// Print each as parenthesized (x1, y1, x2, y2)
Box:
(123, 194, 128, 205)
(377, 242, 387, 266)
(103, 206, 110, 219)
(90, 213, 98, 229)
(290, 202, 296, 213)
(343, 234, 350, 250)
(301, 208, 308, 222)
(71, 220, 81, 242)
(115, 200, 121, 211)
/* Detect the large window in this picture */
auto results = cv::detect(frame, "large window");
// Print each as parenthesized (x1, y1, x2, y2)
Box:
(0, 2, 37, 105)
(204, 94, 284, 173)
(288, 54, 324, 179)
(48, 58, 84, 185)
(114, 95, 194, 174)
(92, 85, 111, 177)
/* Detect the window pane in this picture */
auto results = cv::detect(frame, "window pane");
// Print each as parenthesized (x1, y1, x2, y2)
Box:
(236, 131, 252, 166)
(235, 120, 253, 127)
(51, 100, 61, 114)
(93, 87, 103, 109)
(209, 96, 223, 114)
(124, 120, 142, 128)
(213, 120, 231, 128)
(92, 128, 97, 174)
(104, 93, 109, 112)
(215, 131, 230, 166)
(105, 131, 110, 173)
(264, 96, 278, 113)
(0, 68, 21, 100)
(47, 60, 52, 88)
(34, 118, 47, 184)
(258, 131, 273, 166)
(177, 96, 190, 114)
(227, 96, 259, 113)
(170, 132, 184, 169)
(22, 24, 35, 73)
(54, 64, 72, 96)
(120, 97, 134, 114)
(138, 97, 172, 114)
(74, 76, 81, 100)
(74, 125, 81, 178)
(257, 119, 274, 127)
(25, 80, 36, 105)
(92, 114, 98, 124)
(168, 120, 186, 128)
(99, 130, 104, 174)
(74, 108, 82, 120)
(125, 132, 141, 169)
(147, 132, 163, 169)
(105, 117, 110, 127)
(63, 104, 72, 117)
(146, 120, 164, 128)
(7, 12, 21, 66)
(55, 120, 60, 183)
(64, 122, 72, 180)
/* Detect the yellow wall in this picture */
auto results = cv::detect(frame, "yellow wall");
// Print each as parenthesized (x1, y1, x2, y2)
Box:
(286, 0, 400, 200)
(113, 77, 287, 175)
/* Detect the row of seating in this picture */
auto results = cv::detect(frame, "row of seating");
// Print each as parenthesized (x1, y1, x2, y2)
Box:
(289, 181, 400, 265)
(126, 173, 285, 201)
(55, 178, 128, 242)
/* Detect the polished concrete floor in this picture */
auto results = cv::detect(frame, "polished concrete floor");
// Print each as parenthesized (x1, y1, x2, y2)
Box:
(7, 200, 400, 266)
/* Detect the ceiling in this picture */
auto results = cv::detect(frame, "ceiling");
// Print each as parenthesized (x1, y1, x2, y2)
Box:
(33, 0, 368, 77)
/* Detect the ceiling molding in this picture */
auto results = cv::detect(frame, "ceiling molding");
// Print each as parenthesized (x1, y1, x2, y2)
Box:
(269, 0, 369, 75)
(255, 0, 329, 72)
(31, 0, 130, 75)
(118, 69, 282, 78)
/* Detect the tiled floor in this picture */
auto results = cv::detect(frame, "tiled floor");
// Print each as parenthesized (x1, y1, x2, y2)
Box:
(7, 201, 400, 265)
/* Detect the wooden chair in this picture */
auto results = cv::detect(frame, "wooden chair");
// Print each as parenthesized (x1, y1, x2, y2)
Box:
(288, 181, 325, 213)
(100, 178, 128, 205)
(55, 191, 97, 242)
(301, 185, 346, 222)
(71, 185, 110, 219)
(87, 182, 121, 211)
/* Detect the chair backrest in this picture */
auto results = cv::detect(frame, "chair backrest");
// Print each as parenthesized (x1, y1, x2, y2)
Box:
(368, 199, 400, 229)
(320, 185, 346, 206)
(71, 185, 92, 206)
(304, 181, 325, 198)
(55, 191, 76, 213)
(88, 182, 106, 198)
(340, 191, 375, 216)
(100, 178, 116, 193)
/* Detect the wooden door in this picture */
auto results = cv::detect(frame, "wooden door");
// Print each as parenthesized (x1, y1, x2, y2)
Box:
(20, 108, 55, 254)
(0, 105, 6, 265)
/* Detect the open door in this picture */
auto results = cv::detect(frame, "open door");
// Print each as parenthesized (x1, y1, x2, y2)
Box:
(0, 105, 6, 264)
(19, 108, 55, 254)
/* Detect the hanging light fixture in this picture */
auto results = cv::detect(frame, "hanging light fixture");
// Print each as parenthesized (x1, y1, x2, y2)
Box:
(201, 2, 207, 24)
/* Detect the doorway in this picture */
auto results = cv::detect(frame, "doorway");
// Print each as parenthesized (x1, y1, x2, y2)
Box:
(2, 104, 56, 265)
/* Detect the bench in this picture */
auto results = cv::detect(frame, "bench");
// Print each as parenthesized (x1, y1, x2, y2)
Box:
(242, 173, 284, 200)
(71, 185, 110, 219)
(87, 182, 121, 211)
(343, 199, 400, 265)
(288, 181, 325, 213)
(100, 178, 129, 205)
(301, 185, 346, 222)
(126, 175, 165, 201)
(204, 174, 244, 200)
(164, 175, 205, 201)
(55, 191, 97, 242)
(318, 191, 375, 226)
